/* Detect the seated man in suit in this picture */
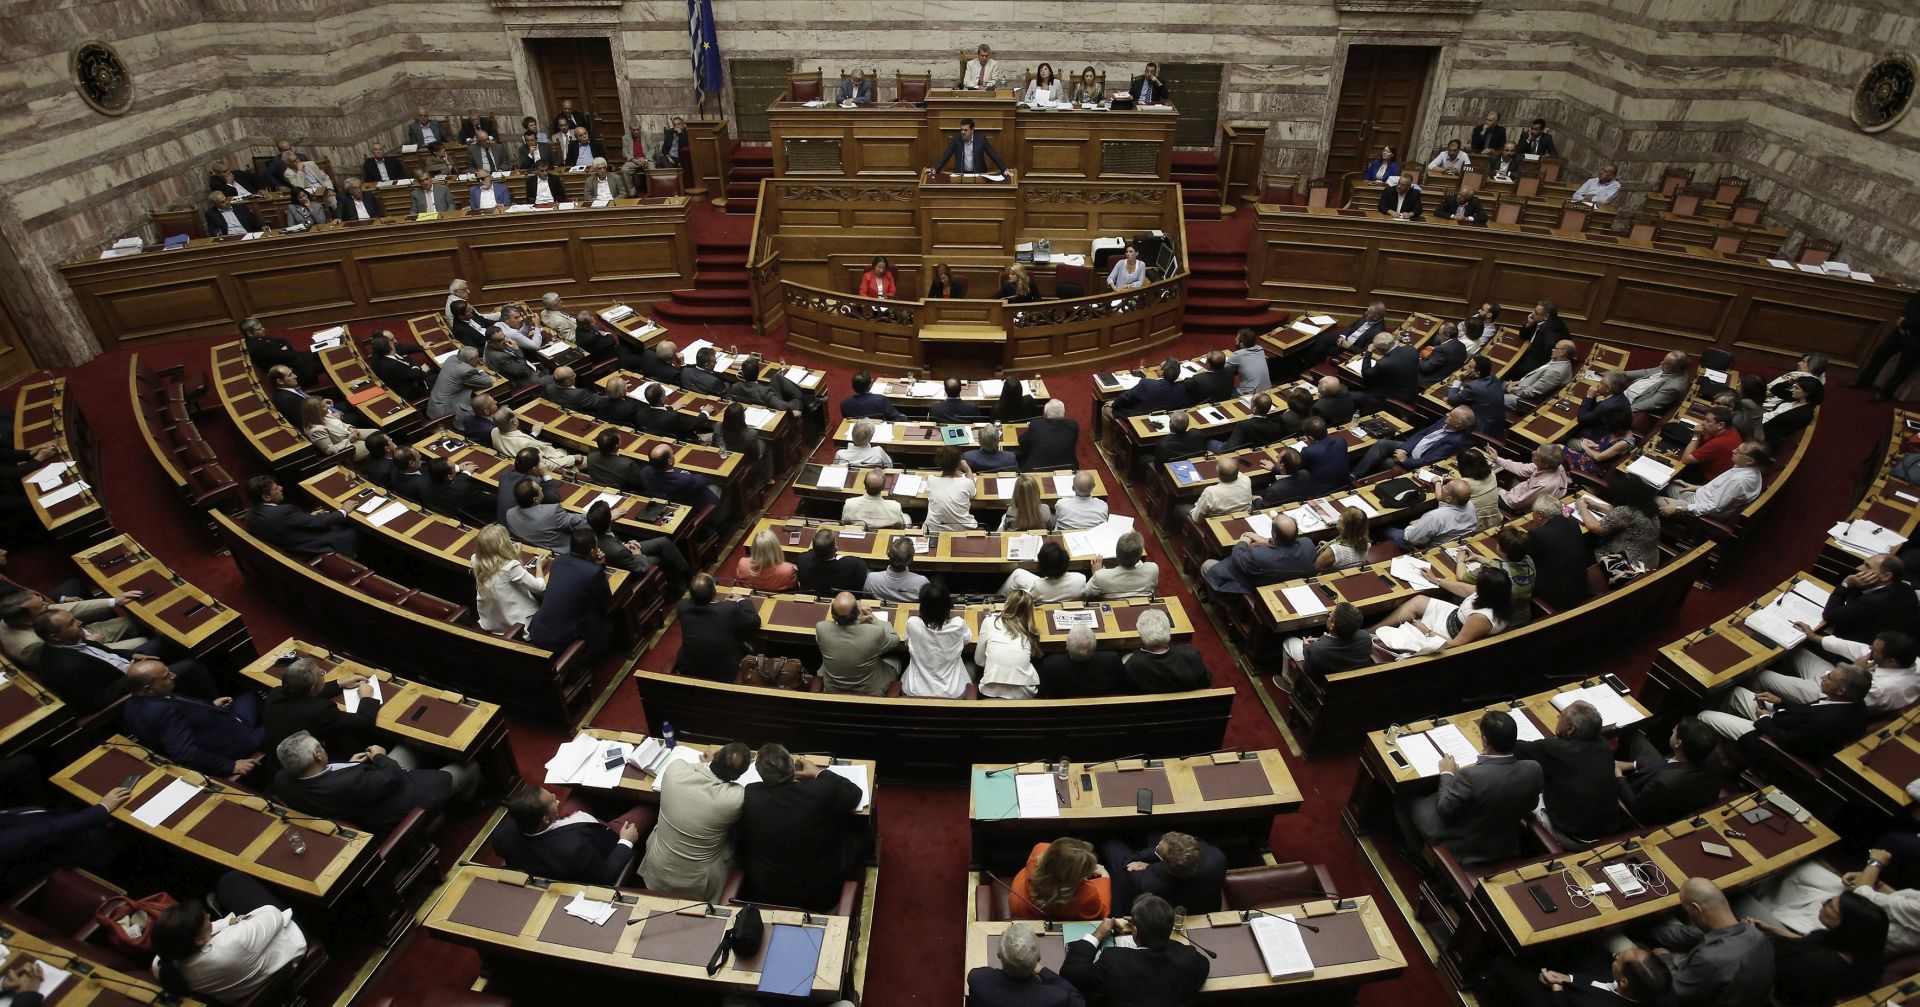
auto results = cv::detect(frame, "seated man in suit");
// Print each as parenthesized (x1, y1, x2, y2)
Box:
(264, 363, 317, 423)
(583, 431, 647, 490)
(361, 143, 404, 184)
(1118, 611, 1209, 693)
(468, 170, 512, 212)
(1038, 627, 1125, 698)
(1621, 350, 1691, 417)
(122, 660, 265, 778)
(656, 116, 691, 168)
(280, 153, 333, 194)
(490, 786, 646, 885)
(243, 475, 358, 557)
(492, 405, 580, 471)
(366, 332, 431, 399)
(409, 169, 453, 215)
(1019, 398, 1081, 471)
(1401, 710, 1544, 866)
(1061, 894, 1209, 1003)
(966, 921, 1082, 1007)
(836, 67, 873, 105)
(1385, 478, 1478, 552)
(273, 730, 475, 834)
(404, 106, 445, 147)
(0, 761, 129, 892)
(1302, 303, 1388, 370)
(1515, 118, 1559, 157)
(503, 477, 595, 553)
(1153, 412, 1210, 464)
(798, 529, 870, 595)
(633, 382, 712, 440)
(524, 163, 568, 205)
(1697, 663, 1871, 759)
(1201, 515, 1317, 595)
(673, 574, 759, 681)
(929, 118, 1008, 177)
(498, 448, 562, 521)
(355, 432, 399, 488)
(1505, 338, 1577, 409)
(203, 192, 264, 236)
(562, 128, 603, 172)
(1287, 601, 1374, 677)
(261, 657, 379, 756)
(1313, 376, 1357, 424)
(1099, 831, 1228, 911)
(528, 529, 614, 653)
(1617, 717, 1724, 826)
(640, 741, 753, 900)
(579, 158, 629, 202)
(1434, 190, 1488, 224)
(1352, 405, 1475, 478)
(1417, 324, 1469, 385)
(637, 446, 720, 506)
(0, 583, 149, 669)
(207, 160, 266, 198)
(930, 378, 983, 423)
(242, 316, 322, 386)
(1515, 700, 1621, 847)
(960, 43, 1001, 89)
(840, 370, 906, 421)
(738, 743, 866, 910)
(1823, 553, 1918, 642)
(466, 129, 506, 173)
(1446, 355, 1508, 436)
(421, 458, 490, 517)
(428, 345, 493, 419)
(333, 177, 383, 222)
(1106, 358, 1188, 420)
(731, 355, 818, 421)
(1571, 369, 1633, 440)
(541, 366, 606, 414)
(32, 612, 215, 714)
(680, 346, 732, 396)
(1128, 61, 1172, 105)
(1511, 301, 1572, 376)
(1351, 332, 1420, 412)
(1378, 175, 1423, 219)
(1524, 496, 1596, 610)
(1494, 948, 1671, 1007)
(963, 425, 1018, 473)
(1184, 351, 1235, 405)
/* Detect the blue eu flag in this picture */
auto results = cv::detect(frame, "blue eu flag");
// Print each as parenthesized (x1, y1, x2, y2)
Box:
(689, 0, 723, 102)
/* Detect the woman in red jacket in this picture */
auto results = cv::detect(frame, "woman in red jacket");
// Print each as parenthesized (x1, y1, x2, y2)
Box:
(859, 256, 897, 299)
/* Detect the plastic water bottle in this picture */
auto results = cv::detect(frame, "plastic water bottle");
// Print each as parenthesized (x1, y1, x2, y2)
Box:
(662, 721, 676, 750)
(287, 829, 307, 855)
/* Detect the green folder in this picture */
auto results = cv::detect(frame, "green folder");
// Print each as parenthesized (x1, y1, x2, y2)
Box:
(941, 424, 971, 446)
(970, 769, 1020, 821)
(1060, 923, 1112, 948)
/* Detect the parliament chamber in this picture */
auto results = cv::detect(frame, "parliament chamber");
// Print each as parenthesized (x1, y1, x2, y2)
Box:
(3, 7, 1920, 1007)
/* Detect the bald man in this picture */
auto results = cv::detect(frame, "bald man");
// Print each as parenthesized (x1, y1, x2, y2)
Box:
(1633, 877, 1774, 1005)
(1507, 339, 1578, 407)
(1621, 351, 1691, 416)
(30, 610, 218, 713)
(1387, 478, 1478, 552)
(1202, 514, 1317, 594)
(122, 660, 265, 778)
(814, 592, 900, 695)
(636, 445, 719, 506)
(541, 366, 608, 414)
(1188, 456, 1252, 521)
(1353, 406, 1477, 478)
(1053, 471, 1109, 529)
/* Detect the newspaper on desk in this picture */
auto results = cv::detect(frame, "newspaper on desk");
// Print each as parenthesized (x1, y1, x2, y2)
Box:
(1828, 518, 1906, 557)
(1051, 608, 1100, 632)
(1007, 534, 1043, 562)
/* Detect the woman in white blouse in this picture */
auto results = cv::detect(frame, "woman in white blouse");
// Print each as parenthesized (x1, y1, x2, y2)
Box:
(151, 874, 309, 1002)
(299, 396, 372, 459)
(1106, 245, 1148, 290)
(470, 524, 546, 634)
(902, 581, 973, 698)
(923, 446, 979, 532)
(999, 541, 1087, 603)
(1024, 63, 1064, 105)
(976, 590, 1041, 699)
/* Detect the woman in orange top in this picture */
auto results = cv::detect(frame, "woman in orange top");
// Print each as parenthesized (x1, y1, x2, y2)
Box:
(859, 256, 897, 299)
(1009, 837, 1110, 921)
(733, 529, 799, 591)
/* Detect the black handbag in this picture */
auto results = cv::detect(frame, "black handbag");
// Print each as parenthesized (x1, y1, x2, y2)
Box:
(705, 904, 766, 975)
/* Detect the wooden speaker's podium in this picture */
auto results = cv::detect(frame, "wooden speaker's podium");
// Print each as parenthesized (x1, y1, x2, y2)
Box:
(924, 89, 1016, 142)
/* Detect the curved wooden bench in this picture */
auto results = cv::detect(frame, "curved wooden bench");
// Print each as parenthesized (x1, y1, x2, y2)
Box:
(632, 670, 1236, 783)
(129, 355, 238, 522)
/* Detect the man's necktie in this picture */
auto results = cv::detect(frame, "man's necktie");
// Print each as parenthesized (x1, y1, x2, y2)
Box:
(1143, 81, 1152, 102)
(977, 63, 985, 87)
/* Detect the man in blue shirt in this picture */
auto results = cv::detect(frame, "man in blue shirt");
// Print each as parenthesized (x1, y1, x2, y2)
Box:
(1201, 515, 1317, 594)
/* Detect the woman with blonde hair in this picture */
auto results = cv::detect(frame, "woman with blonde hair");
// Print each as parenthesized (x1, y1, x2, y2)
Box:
(1009, 837, 1111, 920)
(1316, 506, 1372, 571)
(977, 589, 1041, 698)
(998, 474, 1055, 532)
(300, 396, 372, 459)
(471, 524, 546, 634)
(734, 528, 799, 590)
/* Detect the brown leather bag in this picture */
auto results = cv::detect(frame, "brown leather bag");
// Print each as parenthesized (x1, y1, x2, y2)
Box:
(739, 654, 805, 689)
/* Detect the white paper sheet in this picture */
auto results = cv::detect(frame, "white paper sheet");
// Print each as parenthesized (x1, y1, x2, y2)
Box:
(1309, 314, 1337, 326)
(601, 304, 634, 321)
(36, 482, 89, 508)
(1280, 585, 1327, 616)
(341, 675, 383, 714)
(24, 461, 72, 490)
(1790, 579, 1831, 608)
(565, 891, 616, 925)
(355, 495, 388, 514)
(823, 764, 872, 811)
(1623, 455, 1676, 489)
(1552, 684, 1641, 728)
(1511, 711, 1546, 743)
(991, 478, 1015, 499)
(1244, 513, 1276, 539)
(1426, 724, 1480, 767)
(130, 777, 200, 828)
(891, 474, 925, 497)
(1051, 475, 1075, 496)
(1388, 556, 1436, 591)
(367, 501, 410, 527)
(543, 735, 600, 785)
(743, 406, 776, 428)
(818, 465, 848, 490)
(1337, 494, 1379, 518)
(677, 339, 714, 365)
(650, 746, 702, 791)
(1014, 773, 1061, 818)
(871, 422, 895, 443)
(1007, 534, 1042, 562)
(1395, 731, 1444, 777)
(1250, 915, 1315, 979)
(588, 492, 622, 511)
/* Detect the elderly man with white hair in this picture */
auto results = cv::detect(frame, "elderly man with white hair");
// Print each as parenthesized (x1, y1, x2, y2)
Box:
(1621, 350, 1692, 416)
(1085, 531, 1160, 599)
(965, 921, 1084, 1005)
(1018, 397, 1081, 471)
(840, 470, 906, 529)
(427, 345, 493, 418)
(1493, 443, 1571, 511)
(1505, 338, 1577, 408)
(1052, 472, 1109, 530)
(1119, 610, 1209, 693)
(445, 279, 501, 329)
(834, 420, 893, 468)
(581, 157, 630, 202)
(1037, 626, 1124, 698)
(491, 406, 583, 473)
(538, 292, 577, 340)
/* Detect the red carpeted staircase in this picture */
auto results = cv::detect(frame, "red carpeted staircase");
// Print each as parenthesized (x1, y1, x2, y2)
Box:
(651, 240, 754, 326)
(1173, 149, 1223, 221)
(725, 141, 773, 216)
(1182, 245, 1290, 338)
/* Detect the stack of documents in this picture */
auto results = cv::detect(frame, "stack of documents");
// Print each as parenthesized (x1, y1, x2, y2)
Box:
(1249, 915, 1315, 979)
(564, 891, 616, 925)
(1552, 684, 1642, 728)
(545, 734, 634, 788)
(1828, 519, 1906, 557)
(1063, 515, 1135, 559)
(1741, 580, 1828, 649)
(1388, 556, 1436, 591)
(308, 326, 347, 351)
(1623, 455, 1676, 489)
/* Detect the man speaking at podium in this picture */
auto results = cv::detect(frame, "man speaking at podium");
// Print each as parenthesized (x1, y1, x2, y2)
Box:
(928, 119, 1009, 178)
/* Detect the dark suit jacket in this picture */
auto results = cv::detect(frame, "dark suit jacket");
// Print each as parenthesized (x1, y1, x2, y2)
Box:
(584, 453, 647, 492)
(203, 203, 264, 236)
(208, 169, 267, 197)
(423, 473, 490, 517)
(124, 694, 264, 775)
(1619, 758, 1720, 825)
(1360, 344, 1420, 401)
(1526, 516, 1594, 610)
(840, 392, 904, 421)
(562, 136, 602, 166)
(681, 367, 731, 396)
(1513, 317, 1570, 376)
(1748, 701, 1867, 760)
(1019, 417, 1081, 471)
(674, 598, 760, 681)
(524, 173, 569, 204)
(1448, 375, 1508, 436)
(1309, 318, 1385, 364)
(361, 156, 405, 182)
(1313, 391, 1357, 425)
(966, 966, 1085, 1007)
(658, 128, 690, 164)
(270, 385, 311, 424)
(1576, 392, 1631, 435)
(245, 502, 356, 556)
(371, 352, 431, 400)
(497, 472, 560, 522)
(1515, 736, 1620, 840)
(1377, 186, 1424, 217)
(1183, 368, 1234, 405)
(637, 466, 712, 507)
(1112, 378, 1187, 419)
(1471, 123, 1507, 152)
(1823, 580, 1919, 643)
(1152, 430, 1210, 465)
(1303, 631, 1373, 676)
(1427, 754, 1544, 865)
(357, 454, 398, 490)
(1418, 340, 1468, 383)
(1436, 193, 1489, 223)
(1398, 417, 1472, 468)
(489, 820, 630, 885)
(34, 646, 135, 714)
(390, 469, 431, 505)
(334, 191, 385, 220)
(638, 352, 685, 385)
(933, 133, 1006, 173)
(263, 681, 378, 756)
(1061, 938, 1209, 1007)
(0, 803, 109, 865)
(457, 117, 500, 143)
(272, 755, 452, 833)
(1037, 651, 1124, 698)
(1515, 132, 1558, 157)
(930, 398, 983, 423)
(740, 773, 864, 909)
(797, 552, 869, 594)
(527, 554, 611, 651)
(1128, 76, 1172, 105)
(1113, 837, 1228, 912)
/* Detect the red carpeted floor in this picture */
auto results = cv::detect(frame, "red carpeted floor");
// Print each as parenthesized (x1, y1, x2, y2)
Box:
(24, 200, 1901, 1007)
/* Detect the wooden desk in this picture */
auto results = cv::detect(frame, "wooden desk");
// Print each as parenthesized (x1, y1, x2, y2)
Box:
(1816, 417, 1920, 582)
(1839, 973, 1920, 1006)
(0, 924, 210, 1007)
(572, 727, 875, 817)
(514, 398, 744, 485)
(828, 417, 1026, 457)
(1509, 344, 1636, 450)
(596, 312, 829, 396)
(747, 517, 1107, 577)
(856, 374, 1051, 414)
(1829, 708, 1920, 819)
(424, 864, 853, 999)
(409, 432, 691, 541)
(71, 535, 253, 666)
(235, 637, 514, 786)
(605, 369, 788, 439)
(0, 656, 68, 758)
(1206, 463, 1462, 557)
(714, 588, 1193, 653)
(12, 378, 107, 544)
(765, 100, 1176, 181)
(54, 736, 374, 903)
(634, 670, 1236, 783)
(315, 324, 418, 430)
(1122, 383, 1316, 445)
(1645, 573, 1832, 710)
(1473, 789, 1835, 951)
(61, 200, 696, 348)
(1249, 204, 1913, 371)
(793, 465, 1099, 513)
(1157, 413, 1412, 499)
(964, 896, 1405, 998)
(211, 340, 319, 473)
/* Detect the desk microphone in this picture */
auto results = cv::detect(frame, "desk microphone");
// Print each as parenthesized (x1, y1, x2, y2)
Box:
(1251, 880, 1345, 903)
(1080, 753, 1148, 774)
(980, 869, 1054, 925)
(985, 759, 1052, 777)
(625, 900, 712, 925)
(1241, 906, 1320, 933)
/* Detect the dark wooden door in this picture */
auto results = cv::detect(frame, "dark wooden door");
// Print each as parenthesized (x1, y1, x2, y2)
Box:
(529, 38, 622, 138)
(1327, 45, 1435, 176)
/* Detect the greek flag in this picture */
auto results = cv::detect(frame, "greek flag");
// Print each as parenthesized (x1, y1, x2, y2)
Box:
(689, 0, 723, 102)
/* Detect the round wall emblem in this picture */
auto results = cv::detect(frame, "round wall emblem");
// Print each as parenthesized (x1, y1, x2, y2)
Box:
(1852, 52, 1915, 133)
(71, 41, 133, 116)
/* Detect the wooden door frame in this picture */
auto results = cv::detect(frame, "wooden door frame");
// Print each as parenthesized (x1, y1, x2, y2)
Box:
(1316, 30, 1458, 179)
(505, 25, 631, 138)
